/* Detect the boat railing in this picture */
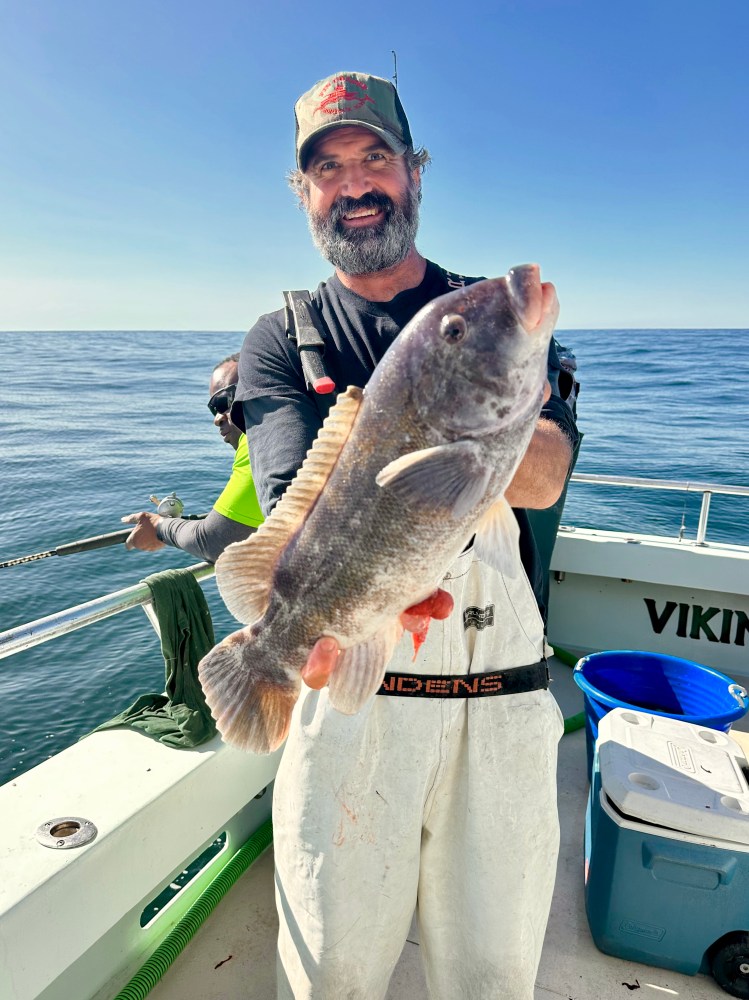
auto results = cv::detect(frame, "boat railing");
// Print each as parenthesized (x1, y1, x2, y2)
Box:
(568, 472, 749, 545)
(0, 562, 215, 661)
(2, 474, 748, 662)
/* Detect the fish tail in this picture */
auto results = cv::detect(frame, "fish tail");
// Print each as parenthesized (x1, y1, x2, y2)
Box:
(198, 628, 300, 754)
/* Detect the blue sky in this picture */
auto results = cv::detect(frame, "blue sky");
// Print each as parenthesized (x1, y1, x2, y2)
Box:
(1, 0, 746, 330)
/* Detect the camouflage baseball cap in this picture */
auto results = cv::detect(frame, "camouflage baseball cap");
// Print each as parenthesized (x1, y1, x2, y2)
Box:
(295, 71, 413, 170)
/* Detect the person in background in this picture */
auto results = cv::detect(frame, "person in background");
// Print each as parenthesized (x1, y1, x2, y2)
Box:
(231, 71, 579, 999)
(209, 352, 244, 450)
(122, 353, 263, 562)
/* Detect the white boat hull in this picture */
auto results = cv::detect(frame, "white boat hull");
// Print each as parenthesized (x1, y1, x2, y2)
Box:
(548, 526, 749, 684)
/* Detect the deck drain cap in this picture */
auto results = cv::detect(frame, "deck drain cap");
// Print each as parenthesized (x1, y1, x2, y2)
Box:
(35, 817, 98, 849)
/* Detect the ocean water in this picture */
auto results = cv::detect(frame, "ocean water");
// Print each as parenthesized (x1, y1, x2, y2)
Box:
(1, 329, 748, 786)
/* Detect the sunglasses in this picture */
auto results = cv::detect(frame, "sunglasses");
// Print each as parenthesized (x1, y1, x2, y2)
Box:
(207, 383, 237, 416)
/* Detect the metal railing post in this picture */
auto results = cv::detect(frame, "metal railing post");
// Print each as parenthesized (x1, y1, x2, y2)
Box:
(696, 491, 712, 545)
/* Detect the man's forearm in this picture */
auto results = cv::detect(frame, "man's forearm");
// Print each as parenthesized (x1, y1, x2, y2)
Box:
(505, 418, 573, 510)
(156, 509, 255, 563)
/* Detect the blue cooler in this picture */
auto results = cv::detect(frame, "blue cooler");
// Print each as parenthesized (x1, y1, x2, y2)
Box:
(585, 708, 749, 991)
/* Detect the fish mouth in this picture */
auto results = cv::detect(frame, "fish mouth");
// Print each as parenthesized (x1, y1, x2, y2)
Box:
(506, 264, 559, 333)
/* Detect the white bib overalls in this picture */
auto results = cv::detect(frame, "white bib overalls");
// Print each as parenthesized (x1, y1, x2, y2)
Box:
(273, 546, 563, 999)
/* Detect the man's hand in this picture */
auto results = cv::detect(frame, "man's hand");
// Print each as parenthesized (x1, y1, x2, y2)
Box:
(121, 512, 166, 551)
(504, 380, 572, 510)
(300, 588, 454, 689)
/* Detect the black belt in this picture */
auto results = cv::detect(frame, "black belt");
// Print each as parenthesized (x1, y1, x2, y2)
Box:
(377, 659, 549, 699)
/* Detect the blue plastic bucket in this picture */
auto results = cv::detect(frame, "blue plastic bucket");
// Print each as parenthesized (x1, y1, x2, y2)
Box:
(573, 650, 749, 775)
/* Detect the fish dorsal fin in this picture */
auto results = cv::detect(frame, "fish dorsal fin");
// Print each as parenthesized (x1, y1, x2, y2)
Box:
(473, 496, 522, 577)
(215, 386, 364, 624)
(375, 441, 492, 519)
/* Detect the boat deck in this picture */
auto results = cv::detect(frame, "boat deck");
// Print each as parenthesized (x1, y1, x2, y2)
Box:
(147, 658, 739, 1000)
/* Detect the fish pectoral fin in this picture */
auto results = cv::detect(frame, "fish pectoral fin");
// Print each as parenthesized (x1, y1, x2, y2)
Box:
(375, 442, 492, 518)
(327, 620, 402, 715)
(198, 627, 300, 754)
(473, 497, 522, 577)
(215, 386, 364, 625)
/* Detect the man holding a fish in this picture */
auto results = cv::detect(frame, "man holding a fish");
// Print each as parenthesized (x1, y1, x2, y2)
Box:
(204, 71, 579, 999)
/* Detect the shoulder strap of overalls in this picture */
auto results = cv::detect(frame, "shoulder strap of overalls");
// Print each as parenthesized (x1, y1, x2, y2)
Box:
(282, 290, 337, 419)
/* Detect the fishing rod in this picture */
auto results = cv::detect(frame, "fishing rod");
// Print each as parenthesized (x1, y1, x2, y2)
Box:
(0, 493, 207, 570)
(0, 529, 138, 569)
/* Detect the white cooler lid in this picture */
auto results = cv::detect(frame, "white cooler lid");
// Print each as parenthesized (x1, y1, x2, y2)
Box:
(598, 708, 749, 845)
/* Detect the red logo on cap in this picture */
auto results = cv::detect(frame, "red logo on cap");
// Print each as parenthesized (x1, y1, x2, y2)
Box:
(314, 76, 374, 116)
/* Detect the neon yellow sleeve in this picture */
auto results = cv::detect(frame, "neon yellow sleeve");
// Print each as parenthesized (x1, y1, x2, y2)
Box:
(213, 435, 265, 527)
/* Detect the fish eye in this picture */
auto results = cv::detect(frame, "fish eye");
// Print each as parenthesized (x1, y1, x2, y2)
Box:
(440, 313, 467, 343)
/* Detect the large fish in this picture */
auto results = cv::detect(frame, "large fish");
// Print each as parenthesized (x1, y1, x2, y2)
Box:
(198, 264, 559, 754)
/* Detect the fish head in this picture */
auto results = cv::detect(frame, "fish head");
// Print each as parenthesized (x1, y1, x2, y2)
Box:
(382, 264, 559, 437)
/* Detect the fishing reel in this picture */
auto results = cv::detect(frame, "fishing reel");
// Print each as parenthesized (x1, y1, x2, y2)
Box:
(149, 492, 185, 518)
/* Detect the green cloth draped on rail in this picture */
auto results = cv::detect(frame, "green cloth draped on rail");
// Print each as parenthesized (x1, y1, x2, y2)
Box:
(93, 568, 217, 747)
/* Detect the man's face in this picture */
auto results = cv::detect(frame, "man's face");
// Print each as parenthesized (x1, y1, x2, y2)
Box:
(208, 361, 242, 450)
(302, 126, 420, 276)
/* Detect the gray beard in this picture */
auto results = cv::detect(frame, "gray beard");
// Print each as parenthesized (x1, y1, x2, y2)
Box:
(306, 186, 420, 276)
